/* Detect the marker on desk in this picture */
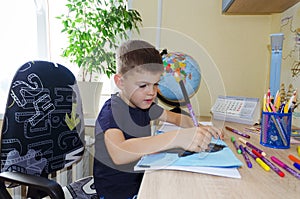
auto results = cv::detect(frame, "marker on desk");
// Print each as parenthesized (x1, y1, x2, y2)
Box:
(244, 127, 260, 135)
(252, 150, 284, 177)
(293, 162, 300, 171)
(244, 147, 270, 171)
(298, 146, 300, 157)
(231, 137, 241, 154)
(288, 154, 300, 170)
(238, 138, 266, 156)
(271, 156, 300, 180)
(179, 80, 198, 127)
(239, 145, 252, 168)
(288, 154, 300, 164)
(225, 126, 250, 139)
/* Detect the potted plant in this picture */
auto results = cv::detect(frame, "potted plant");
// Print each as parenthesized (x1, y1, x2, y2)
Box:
(57, 0, 142, 118)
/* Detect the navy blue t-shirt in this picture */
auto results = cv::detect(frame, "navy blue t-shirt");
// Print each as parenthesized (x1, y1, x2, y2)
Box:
(93, 93, 164, 199)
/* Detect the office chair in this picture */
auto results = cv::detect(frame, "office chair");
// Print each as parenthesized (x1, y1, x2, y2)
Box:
(0, 61, 97, 198)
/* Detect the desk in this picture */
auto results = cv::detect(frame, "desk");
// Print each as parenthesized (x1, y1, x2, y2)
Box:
(137, 118, 300, 199)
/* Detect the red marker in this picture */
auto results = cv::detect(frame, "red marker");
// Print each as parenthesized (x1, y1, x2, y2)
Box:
(252, 150, 284, 177)
(271, 156, 300, 179)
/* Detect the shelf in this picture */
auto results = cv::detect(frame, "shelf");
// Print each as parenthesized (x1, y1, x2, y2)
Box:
(222, 0, 300, 15)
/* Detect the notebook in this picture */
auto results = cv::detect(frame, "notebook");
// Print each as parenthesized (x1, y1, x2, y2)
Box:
(134, 122, 243, 178)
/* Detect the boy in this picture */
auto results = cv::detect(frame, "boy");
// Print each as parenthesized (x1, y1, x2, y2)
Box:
(93, 40, 223, 199)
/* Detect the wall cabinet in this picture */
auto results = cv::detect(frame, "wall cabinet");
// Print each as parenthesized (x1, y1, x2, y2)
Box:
(222, 0, 300, 14)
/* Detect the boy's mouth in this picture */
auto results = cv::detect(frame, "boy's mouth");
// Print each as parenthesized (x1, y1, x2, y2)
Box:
(144, 99, 153, 103)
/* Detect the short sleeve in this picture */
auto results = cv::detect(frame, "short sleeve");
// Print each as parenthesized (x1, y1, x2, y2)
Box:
(149, 103, 164, 120)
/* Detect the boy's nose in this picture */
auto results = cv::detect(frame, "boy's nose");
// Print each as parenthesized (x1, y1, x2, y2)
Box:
(147, 85, 157, 95)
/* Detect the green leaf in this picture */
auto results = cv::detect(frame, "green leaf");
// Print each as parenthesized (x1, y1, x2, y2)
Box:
(57, 0, 142, 80)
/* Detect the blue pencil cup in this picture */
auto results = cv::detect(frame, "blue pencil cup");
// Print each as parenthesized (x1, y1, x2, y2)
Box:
(260, 111, 292, 149)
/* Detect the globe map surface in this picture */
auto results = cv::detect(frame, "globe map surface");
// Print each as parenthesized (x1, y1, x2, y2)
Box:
(157, 52, 201, 106)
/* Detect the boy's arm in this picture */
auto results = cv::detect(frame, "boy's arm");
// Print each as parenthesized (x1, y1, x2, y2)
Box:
(159, 109, 195, 128)
(104, 125, 216, 165)
(158, 109, 224, 139)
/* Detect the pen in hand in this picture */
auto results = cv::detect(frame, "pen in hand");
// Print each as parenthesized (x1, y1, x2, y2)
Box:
(178, 79, 198, 156)
(178, 80, 224, 157)
(179, 80, 198, 127)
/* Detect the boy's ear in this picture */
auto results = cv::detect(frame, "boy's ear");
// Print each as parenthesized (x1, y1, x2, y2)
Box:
(114, 74, 124, 89)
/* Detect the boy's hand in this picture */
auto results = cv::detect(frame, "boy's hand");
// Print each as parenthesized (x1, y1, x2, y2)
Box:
(178, 126, 223, 152)
(201, 125, 224, 140)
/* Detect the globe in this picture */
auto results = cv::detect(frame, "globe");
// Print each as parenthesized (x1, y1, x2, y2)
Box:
(157, 51, 201, 108)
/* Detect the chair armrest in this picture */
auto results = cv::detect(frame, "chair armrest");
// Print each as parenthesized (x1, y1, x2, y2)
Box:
(0, 171, 65, 199)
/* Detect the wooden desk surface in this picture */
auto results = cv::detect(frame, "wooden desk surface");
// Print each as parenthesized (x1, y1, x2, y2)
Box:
(138, 118, 300, 199)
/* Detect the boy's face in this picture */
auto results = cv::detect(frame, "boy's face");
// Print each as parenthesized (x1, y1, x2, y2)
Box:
(117, 70, 162, 109)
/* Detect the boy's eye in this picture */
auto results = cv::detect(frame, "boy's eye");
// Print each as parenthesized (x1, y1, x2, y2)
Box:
(138, 83, 159, 88)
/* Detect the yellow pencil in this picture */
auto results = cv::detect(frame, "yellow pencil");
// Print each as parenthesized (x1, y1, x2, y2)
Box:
(263, 94, 267, 112)
(274, 90, 281, 111)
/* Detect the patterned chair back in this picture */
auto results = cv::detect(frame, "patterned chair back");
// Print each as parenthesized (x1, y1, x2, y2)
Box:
(0, 61, 85, 176)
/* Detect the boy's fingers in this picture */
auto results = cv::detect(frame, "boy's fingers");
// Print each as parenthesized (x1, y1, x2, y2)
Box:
(208, 126, 223, 139)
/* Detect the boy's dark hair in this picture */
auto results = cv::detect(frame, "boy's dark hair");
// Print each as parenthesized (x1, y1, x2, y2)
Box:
(116, 40, 163, 75)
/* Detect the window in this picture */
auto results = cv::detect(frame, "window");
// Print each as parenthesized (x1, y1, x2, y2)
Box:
(0, 0, 39, 114)
(0, 0, 113, 116)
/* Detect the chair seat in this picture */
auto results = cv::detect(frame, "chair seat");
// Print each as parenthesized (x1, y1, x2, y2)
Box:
(63, 176, 97, 199)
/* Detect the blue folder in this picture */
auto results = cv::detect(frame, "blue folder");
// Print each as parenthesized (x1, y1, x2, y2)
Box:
(136, 139, 243, 169)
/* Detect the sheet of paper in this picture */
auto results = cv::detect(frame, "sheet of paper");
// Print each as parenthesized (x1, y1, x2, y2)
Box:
(143, 166, 241, 179)
(136, 153, 179, 168)
(157, 121, 212, 134)
(135, 158, 241, 179)
(135, 144, 242, 178)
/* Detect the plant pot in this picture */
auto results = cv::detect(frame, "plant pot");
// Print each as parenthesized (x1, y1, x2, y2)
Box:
(77, 81, 103, 119)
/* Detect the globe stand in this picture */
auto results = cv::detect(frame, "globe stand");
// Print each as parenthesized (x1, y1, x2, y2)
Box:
(157, 92, 190, 116)
(170, 106, 190, 116)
